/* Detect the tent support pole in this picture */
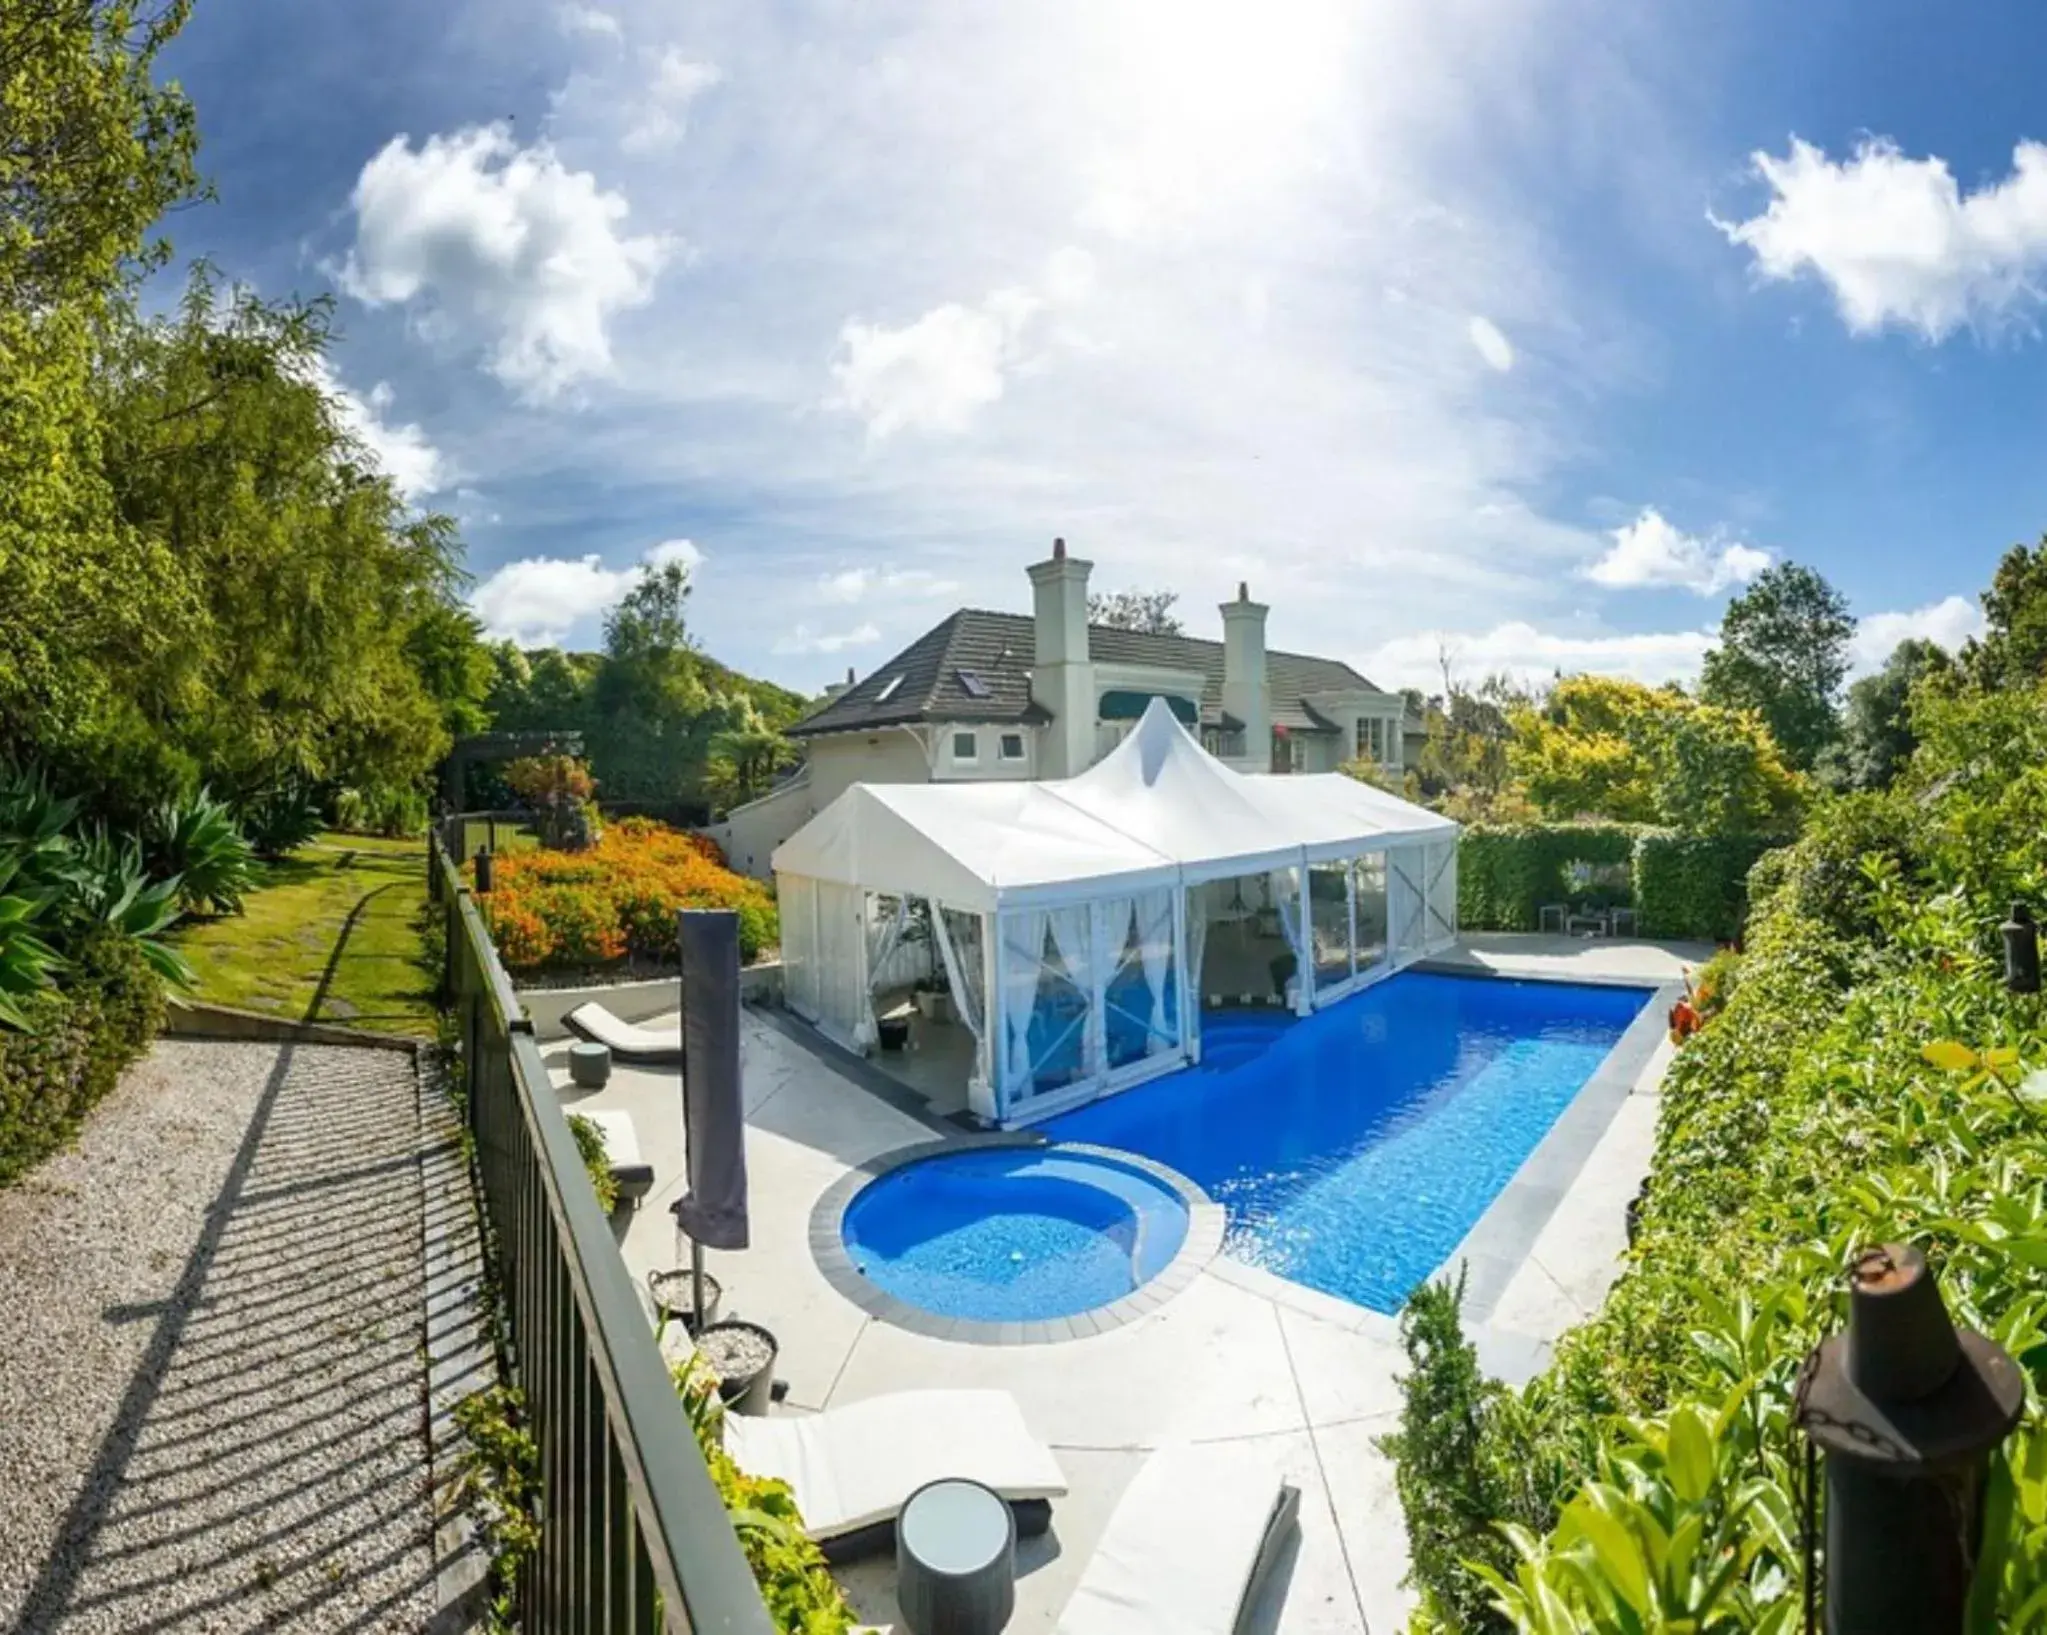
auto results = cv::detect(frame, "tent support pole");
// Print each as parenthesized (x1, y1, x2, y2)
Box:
(1175, 886, 1196, 1065)
(1296, 864, 1314, 1016)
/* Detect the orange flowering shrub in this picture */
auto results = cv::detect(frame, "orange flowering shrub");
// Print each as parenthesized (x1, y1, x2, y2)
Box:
(475, 818, 776, 971)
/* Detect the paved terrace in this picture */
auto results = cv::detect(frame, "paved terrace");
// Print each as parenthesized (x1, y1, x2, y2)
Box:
(548, 933, 1702, 1633)
(0, 1039, 459, 1634)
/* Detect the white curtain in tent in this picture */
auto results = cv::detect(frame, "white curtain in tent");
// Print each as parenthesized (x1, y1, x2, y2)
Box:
(999, 910, 1048, 1095)
(1100, 888, 1177, 1072)
(1186, 882, 1212, 1006)
(1045, 905, 1094, 1086)
(857, 895, 912, 1046)
(1269, 866, 1307, 1007)
(936, 908, 990, 1057)
(781, 876, 820, 1021)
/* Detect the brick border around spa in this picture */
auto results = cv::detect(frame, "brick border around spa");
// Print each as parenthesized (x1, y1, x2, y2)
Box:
(808, 1133, 1225, 1346)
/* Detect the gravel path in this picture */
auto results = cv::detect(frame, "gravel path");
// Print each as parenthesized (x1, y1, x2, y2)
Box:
(0, 1039, 438, 1633)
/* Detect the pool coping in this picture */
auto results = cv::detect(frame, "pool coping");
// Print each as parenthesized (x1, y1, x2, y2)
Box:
(807, 1132, 1227, 1346)
(1424, 970, 1685, 1328)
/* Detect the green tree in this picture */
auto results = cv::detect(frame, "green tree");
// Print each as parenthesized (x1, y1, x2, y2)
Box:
(1086, 588, 1184, 634)
(704, 699, 796, 813)
(1822, 638, 1951, 791)
(0, 0, 202, 785)
(1965, 537, 2047, 686)
(1698, 563, 1853, 770)
(589, 560, 714, 802)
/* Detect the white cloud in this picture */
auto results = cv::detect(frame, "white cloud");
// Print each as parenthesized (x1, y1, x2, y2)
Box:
(1851, 594, 1985, 674)
(623, 51, 724, 154)
(339, 125, 671, 400)
(304, 357, 449, 501)
(1467, 316, 1514, 372)
(555, 3, 621, 39)
(829, 246, 1095, 438)
(773, 621, 882, 655)
(470, 538, 704, 644)
(1584, 508, 1772, 595)
(1364, 622, 1717, 693)
(647, 537, 705, 573)
(1716, 137, 2047, 339)
(815, 566, 963, 604)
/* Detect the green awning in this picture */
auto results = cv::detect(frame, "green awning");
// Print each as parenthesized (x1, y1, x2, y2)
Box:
(1098, 690, 1198, 725)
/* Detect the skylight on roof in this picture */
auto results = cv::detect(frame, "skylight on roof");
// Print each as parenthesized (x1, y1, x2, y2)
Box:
(875, 674, 903, 702)
(955, 669, 991, 699)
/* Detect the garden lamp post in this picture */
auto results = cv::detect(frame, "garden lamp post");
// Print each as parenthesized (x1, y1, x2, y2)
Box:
(473, 845, 493, 894)
(2003, 902, 2039, 995)
(1794, 1243, 2023, 1634)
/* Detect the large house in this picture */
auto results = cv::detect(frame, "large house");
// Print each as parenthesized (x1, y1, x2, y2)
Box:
(710, 540, 1421, 877)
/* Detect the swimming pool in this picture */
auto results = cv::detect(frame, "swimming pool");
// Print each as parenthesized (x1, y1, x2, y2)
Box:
(1046, 971, 1650, 1314)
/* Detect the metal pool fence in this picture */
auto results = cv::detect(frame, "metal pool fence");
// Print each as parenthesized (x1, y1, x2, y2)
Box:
(429, 831, 772, 1633)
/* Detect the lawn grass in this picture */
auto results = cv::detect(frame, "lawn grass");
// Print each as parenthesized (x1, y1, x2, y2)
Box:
(168, 833, 437, 1036)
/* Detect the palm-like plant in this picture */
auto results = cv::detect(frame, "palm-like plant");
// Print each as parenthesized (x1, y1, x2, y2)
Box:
(64, 829, 195, 988)
(0, 855, 64, 1030)
(148, 789, 257, 914)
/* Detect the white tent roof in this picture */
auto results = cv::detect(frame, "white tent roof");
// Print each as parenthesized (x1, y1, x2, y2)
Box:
(772, 699, 1457, 910)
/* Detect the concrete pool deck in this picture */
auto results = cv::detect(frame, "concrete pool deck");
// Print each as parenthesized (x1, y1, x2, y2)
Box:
(536, 934, 1700, 1633)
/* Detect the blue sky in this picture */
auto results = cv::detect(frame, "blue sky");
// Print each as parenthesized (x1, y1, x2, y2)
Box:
(158, 0, 2047, 695)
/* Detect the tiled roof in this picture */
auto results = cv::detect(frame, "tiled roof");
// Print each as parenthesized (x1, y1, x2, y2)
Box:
(789, 609, 1387, 738)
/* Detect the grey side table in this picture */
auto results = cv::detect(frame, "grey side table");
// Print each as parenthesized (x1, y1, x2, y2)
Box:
(568, 1041, 612, 1088)
(896, 1477, 1015, 1634)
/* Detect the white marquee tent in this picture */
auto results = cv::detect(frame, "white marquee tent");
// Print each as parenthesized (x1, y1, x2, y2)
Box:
(775, 699, 1459, 1125)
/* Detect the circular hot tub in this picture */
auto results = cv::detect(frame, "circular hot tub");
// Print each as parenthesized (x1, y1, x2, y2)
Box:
(824, 1143, 1215, 1335)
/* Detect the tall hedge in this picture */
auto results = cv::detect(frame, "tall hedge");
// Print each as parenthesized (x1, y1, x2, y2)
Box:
(1457, 824, 1637, 930)
(0, 933, 165, 1188)
(1631, 832, 1783, 943)
(1458, 823, 1789, 942)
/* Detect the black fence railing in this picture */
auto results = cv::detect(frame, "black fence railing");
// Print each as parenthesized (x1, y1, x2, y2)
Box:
(430, 833, 773, 1633)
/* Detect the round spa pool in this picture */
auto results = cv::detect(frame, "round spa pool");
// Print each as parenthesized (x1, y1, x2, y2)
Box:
(839, 1146, 1195, 1324)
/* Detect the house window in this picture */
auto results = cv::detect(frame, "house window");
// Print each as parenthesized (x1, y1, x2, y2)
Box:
(1355, 717, 1387, 762)
(999, 732, 1026, 762)
(951, 730, 979, 763)
(1202, 728, 1246, 759)
(1272, 732, 1306, 774)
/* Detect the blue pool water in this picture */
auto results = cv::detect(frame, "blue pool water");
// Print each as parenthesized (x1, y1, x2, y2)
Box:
(1046, 972, 1649, 1314)
(842, 1148, 1192, 1322)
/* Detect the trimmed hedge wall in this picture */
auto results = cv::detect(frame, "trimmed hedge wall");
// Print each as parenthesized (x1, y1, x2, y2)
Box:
(1457, 823, 1635, 931)
(0, 933, 165, 1189)
(1458, 823, 1788, 943)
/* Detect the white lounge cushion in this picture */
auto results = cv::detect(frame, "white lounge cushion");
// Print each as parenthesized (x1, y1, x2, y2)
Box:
(577, 1110, 642, 1168)
(722, 1389, 1066, 1542)
(563, 1002, 682, 1062)
(1055, 1444, 1298, 1635)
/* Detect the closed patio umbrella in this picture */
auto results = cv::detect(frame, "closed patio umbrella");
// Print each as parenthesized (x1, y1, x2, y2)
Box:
(671, 909, 750, 1328)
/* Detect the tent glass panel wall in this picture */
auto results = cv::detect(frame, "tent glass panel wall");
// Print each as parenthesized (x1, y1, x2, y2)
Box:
(1309, 863, 1352, 990)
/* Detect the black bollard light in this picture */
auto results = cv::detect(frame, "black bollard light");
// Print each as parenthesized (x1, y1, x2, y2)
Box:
(473, 846, 494, 894)
(2003, 902, 2039, 995)
(1794, 1244, 2024, 1634)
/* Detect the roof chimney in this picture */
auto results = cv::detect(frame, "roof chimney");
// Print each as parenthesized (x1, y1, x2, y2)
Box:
(1238, 581, 1250, 602)
(1220, 582, 1271, 769)
(846, 666, 856, 685)
(1028, 538, 1095, 776)
(1053, 536, 1067, 560)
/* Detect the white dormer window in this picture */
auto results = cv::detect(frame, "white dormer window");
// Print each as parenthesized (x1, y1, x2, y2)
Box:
(952, 730, 979, 763)
(875, 674, 903, 703)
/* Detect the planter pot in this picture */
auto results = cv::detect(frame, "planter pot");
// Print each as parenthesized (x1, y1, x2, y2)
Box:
(877, 1016, 912, 1052)
(697, 1319, 778, 1417)
(647, 1268, 723, 1335)
(914, 989, 955, 1024)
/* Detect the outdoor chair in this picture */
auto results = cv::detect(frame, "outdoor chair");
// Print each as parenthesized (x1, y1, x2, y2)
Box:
(563, 1001, 684, 1064)
(1054, 1443, 1299, 1634)
(720, 1388, 1068, 1563)
(576, 1109, 654, 1208)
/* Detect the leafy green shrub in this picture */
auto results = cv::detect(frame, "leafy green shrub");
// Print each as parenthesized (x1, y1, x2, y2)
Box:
(1631, 831, 1785, 942)
(1458, 824, 1637, 930)
(332, 782, 429, 838)
(235, 780, 324, 858)
(0, 930, 164, 1186)
(565, 1113, 619, 1213)
(672, 1360, 855, 1633)
(147, 789, 256, 914)
(1398, 687, 2047, 1630)
(450, 1383, 539, 1634)
(61, 829, 193, 987)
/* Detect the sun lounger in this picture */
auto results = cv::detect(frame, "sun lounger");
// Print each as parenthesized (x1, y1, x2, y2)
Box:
(575, 1109, 654, 1206)
(1054, 1445, 1300, 1635)
(720, 1388, 1067, 1562)
(563, 1001, 682, 1063)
